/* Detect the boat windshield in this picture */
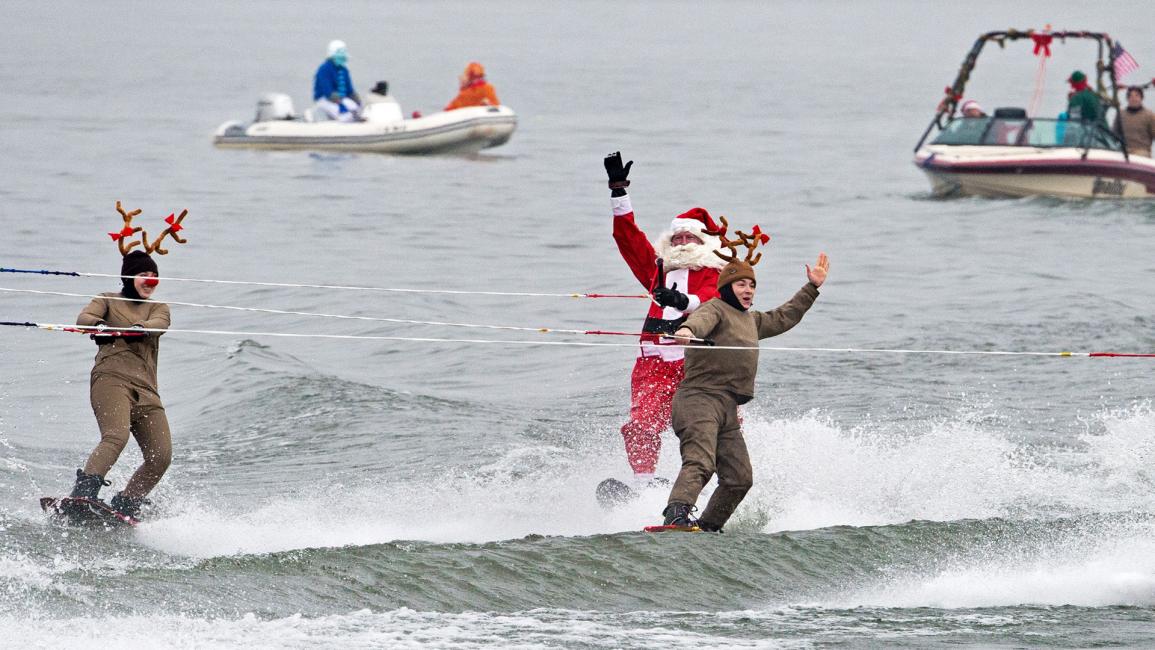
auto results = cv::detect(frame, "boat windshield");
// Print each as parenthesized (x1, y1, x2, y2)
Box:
(932, 117, 1123, 152)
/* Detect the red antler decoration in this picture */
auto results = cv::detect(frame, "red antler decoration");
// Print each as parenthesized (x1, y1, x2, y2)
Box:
(109, 202, 189, 256)
(142, 210, 189, 255)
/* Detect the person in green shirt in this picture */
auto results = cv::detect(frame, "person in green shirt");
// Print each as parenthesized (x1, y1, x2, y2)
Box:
(1066, 70, 1107, 127)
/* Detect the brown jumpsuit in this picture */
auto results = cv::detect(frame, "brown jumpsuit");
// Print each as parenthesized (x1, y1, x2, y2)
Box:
(670, 283, 819, 528)
(76, 293, 172, 498)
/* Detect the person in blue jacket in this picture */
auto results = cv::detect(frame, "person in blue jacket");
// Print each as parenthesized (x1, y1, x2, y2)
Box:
(313, 40, 361, 121)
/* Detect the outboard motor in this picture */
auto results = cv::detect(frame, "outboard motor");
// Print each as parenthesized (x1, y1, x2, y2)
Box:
(360, 80, 404, 123)
(255, 93, 296, 122)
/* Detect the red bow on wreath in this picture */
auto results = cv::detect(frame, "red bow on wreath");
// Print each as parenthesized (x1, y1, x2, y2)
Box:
(1031, 30, 1053, 57)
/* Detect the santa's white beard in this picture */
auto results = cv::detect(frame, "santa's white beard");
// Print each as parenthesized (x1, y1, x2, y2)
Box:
(657, 236, 726, 270)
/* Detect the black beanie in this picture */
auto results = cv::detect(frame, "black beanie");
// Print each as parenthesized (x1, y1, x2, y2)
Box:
(122, 250, 158, 277)
(121, 251, 158, 299)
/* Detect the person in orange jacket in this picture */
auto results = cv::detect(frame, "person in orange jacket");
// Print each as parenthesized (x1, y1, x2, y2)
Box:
(445, 62, 500, 111)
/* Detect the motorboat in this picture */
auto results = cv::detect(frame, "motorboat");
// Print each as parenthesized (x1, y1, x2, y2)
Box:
(914, 29, 1155, 199)
(213, 86, 517, 155)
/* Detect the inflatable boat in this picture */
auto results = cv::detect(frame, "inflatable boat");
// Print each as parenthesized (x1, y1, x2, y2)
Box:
(213, 89, 517, 155)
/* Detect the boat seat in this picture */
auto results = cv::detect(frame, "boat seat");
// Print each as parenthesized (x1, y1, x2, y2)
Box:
(993, 107, 1028, 119)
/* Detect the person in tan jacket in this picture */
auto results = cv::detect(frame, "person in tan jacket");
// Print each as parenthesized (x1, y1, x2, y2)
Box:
(1114, 86, 1155, 158)
(68, 250, 172, 519)
(65, 204, 187, 520)
(662, 221, 829, 532)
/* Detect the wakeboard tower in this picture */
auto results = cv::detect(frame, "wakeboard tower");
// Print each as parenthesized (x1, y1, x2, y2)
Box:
(40, 497, 139, 528)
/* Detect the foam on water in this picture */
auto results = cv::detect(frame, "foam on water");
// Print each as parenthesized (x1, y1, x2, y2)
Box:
(839, 523, 1155, 609)
(130, 406, 1155, 561)
(135, 440, 674, 557)
(1, 608, 816, 650)
(740, 404, 1155, 532)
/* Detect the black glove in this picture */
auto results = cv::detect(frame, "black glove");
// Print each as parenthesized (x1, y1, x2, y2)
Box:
(604, 151, 633, 196)
(653, 282, 690, 311)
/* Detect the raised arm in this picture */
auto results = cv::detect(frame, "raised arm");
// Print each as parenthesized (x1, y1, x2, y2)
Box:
(756, 252, 828, 339)
(607, 151, 659, 289)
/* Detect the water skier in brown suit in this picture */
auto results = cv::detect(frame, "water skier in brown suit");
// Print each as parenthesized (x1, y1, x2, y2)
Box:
(662, 219, 828, 532)
(66, 203, 188, 520)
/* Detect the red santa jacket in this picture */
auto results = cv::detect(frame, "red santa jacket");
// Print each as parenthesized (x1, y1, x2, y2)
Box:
(612, 194, 720, 361)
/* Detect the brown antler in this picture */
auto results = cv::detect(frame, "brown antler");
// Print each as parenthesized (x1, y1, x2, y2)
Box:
(705, 216, 741, 263)
(110, 201, 144, 255)
(705, 216, 771, 266)
(143, 209, 189, 255)
(735, 224, 771, 265)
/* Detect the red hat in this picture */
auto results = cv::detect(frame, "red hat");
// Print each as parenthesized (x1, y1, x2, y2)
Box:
(669, 207, 719, 235)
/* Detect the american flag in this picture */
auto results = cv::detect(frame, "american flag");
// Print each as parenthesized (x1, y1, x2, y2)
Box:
(1112, 41, 1140, 79)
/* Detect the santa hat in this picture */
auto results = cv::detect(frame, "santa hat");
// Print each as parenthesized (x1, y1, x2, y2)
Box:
(959, 99, 983, 114)
(669, 208, 719, 239)
(655, 207, 726, 270)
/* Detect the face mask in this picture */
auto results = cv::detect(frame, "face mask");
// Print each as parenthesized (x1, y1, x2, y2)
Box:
(719, 284, 749, 312)
(332, 51, 348, 67)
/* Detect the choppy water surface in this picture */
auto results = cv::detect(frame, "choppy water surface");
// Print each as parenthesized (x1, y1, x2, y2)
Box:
(3, 1, 1155, 647)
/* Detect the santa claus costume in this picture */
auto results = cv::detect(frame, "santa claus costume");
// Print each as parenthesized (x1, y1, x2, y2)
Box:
(606, 152, 723, 485)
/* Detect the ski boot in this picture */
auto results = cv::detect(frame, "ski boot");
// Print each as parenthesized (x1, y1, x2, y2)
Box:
(69, 469, 110, 500)
(109, 492, 149, 520)
(61, 469, 110, 520)
(697, 520, 725, 533)
(661, 502, 700, 531)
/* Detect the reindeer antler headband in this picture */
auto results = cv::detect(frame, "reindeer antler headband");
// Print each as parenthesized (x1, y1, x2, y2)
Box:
(704, 216, 771, 265)
(108, 200, 189, 256)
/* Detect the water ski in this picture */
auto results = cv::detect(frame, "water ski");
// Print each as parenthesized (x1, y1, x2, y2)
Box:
(596, 478, 637, 509)
(643, 524, 700, 533)
(40, 496, 138, 528)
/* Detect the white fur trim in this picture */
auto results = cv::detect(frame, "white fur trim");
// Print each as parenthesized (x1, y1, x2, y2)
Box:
(685, 294, 701, 312)
(670, 216, 707, 233)
(611, 195, 633, 217)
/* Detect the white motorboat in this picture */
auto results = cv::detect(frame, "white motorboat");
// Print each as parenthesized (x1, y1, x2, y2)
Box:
(914, 29, 1155, 199)
(214, 88, 517, 155)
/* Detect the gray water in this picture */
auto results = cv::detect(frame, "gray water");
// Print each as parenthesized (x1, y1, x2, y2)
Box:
(3, 1, 1155, 648)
